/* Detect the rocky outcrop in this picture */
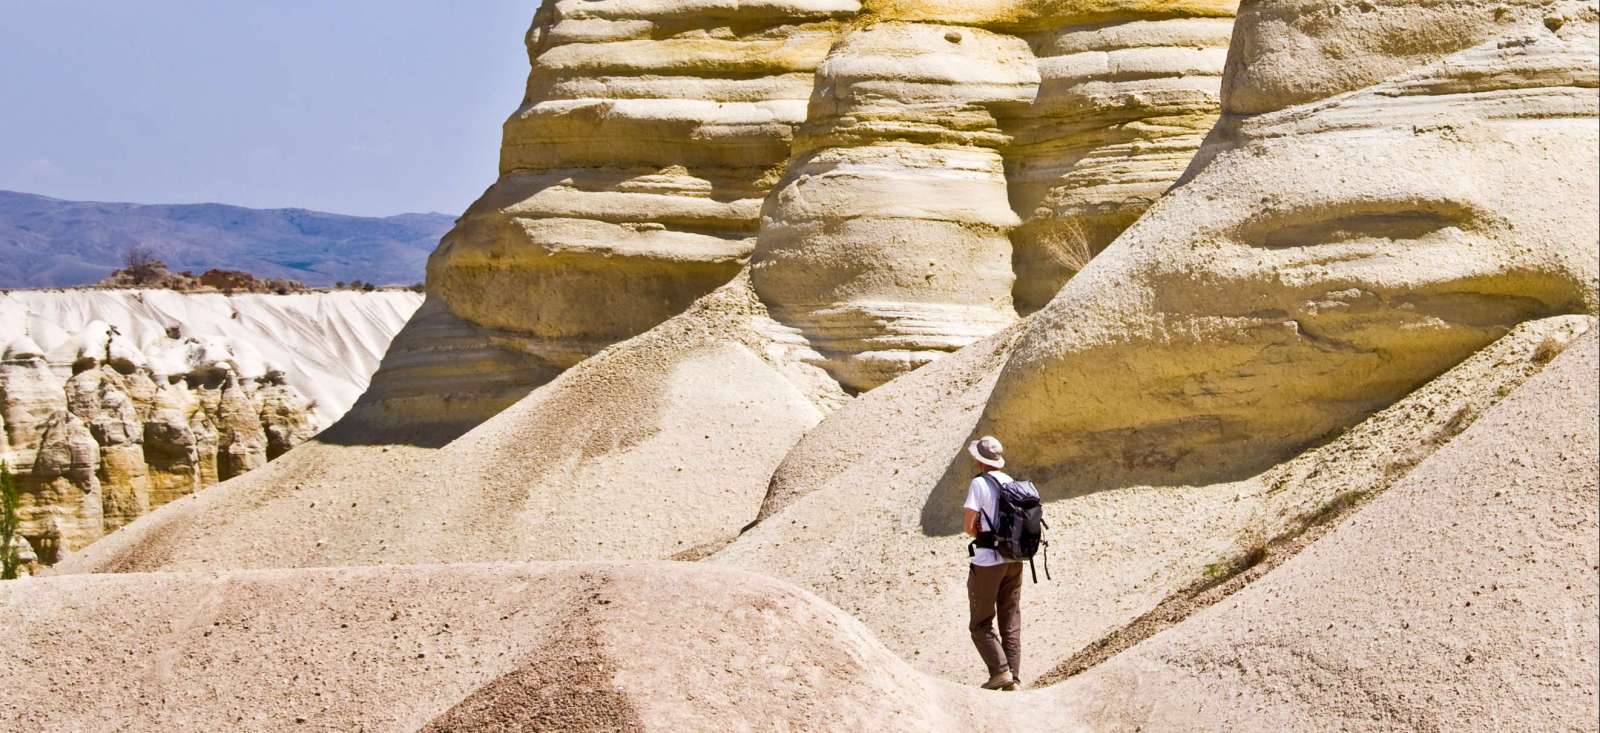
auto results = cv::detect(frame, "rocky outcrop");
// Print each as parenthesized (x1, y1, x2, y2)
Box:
(428, 0, 863, 372)
(0, 290, 422, 562)
(751, 22, 1038, 391)
(20, 0, 1600, 729)
(64, 367, 151, 530)
(979, 0, 1599, 489)
(1000, 13, 1234, 313)
(0, 325, 315, 561)
(390, 0, 1241, 403)
(22, 410, 101, 561)
(256, 370, 318, 460)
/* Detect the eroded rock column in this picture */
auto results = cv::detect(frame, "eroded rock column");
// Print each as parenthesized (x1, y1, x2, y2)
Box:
(429, 0, 862, 370)
(64, 366, 150, 531)
(752, 22, 1039, 391)
(1003, 11, 1234, 313)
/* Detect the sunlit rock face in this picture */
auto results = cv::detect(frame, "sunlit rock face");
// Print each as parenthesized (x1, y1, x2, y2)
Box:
(980, 0, 1600, 491)
(751, 22, 1039, 391)
(64, 366, 150, 531)
(850, 1, 1240, 315)
(1000, 10, 1234, 313)
(0, 321, 323, 561)
(428, 0, 863, 373)
(415, 0, 1242, 399)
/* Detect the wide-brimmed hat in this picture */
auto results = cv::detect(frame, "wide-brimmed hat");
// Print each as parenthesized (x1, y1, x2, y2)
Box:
(968, 435, 1005, 469)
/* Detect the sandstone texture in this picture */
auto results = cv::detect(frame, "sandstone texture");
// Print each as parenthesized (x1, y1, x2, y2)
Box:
(0, 290, 420, 561)
(52, 275, 846, 571)
(718, 316, 1594, 682)
(1002, 12, 1233, 312)
(427, 0, 862, 374)
(412, 0, 1240, 404)
(751, 21, 1037, 390)
(13, 0, 1600, 730)
(5, 332, 1593, 730)
(979, 0, 1599, 490)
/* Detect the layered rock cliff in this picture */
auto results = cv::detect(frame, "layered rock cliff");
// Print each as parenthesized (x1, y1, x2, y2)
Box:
(0, 289, 420, 562)
(399, 0, 1241, 410)
(24, 1, 1600, 728)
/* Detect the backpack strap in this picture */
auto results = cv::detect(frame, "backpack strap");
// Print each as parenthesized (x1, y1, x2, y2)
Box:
(978, 472, 1003, 532)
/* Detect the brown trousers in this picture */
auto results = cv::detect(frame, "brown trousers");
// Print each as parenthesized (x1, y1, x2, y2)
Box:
(968, 561, 1024, 679)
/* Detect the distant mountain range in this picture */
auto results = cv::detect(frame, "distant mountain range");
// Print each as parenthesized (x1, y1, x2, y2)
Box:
(0, 190, 455, 288)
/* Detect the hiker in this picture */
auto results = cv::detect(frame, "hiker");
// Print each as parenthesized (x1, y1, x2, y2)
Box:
(963, 434, 1047, 691)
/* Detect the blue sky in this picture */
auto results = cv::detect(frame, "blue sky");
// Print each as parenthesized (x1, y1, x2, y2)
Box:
(0, 1, 533, 217)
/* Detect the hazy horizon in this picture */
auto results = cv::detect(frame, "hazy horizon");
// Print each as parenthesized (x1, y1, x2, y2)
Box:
(0, 1, 531, 218)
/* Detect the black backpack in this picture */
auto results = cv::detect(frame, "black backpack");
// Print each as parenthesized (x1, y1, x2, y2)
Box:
(969, 473, 1051, 583)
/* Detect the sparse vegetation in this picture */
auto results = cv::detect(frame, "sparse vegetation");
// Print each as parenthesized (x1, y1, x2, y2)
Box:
(1, 463, 23, 580)
(120, 245, 168, 285)
(101, 250, 310, 294)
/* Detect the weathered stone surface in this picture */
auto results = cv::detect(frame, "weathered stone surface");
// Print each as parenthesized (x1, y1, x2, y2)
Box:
(64, 366, 150, 531)
(0, 291, 418, 561)
(22, 410, 101, 561)
(752, 22, 1037, 391)
(1002, 13, 1234, 312)
(428, 0, 863, 376)
(142, 380, 202, 508)
(0, 337, 65, 472)
(256, 370, 318, 460)
(979, 0, 1600, 488)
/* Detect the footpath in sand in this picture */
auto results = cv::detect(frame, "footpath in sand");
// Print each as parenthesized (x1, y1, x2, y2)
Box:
(3, 332, 1595, 730)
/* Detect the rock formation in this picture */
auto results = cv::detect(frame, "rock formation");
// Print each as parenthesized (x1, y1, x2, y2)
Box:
(0, 289, 422, 562)
(18, 0, 1600, 729)
(979, 0, 1599, 489)
(412, 0, 1240, 404)
(8, 334, 1596, 731)
(752, 22, 1038, 391)
(428, 0, 863, 373)
(998, 10, 1234, 313)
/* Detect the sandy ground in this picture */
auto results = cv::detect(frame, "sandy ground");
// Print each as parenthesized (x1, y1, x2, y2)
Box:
(1062, 328, 1600, 731)
(3, 331, 1593, 731)
(716, 316, 1594, 684)
(51, 309, 1594, 690)
(52, 276, 841, 572)
(1, 562, 1065, 732)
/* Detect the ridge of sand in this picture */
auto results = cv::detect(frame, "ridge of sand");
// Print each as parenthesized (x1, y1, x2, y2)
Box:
(716, 315, 1595, 684)
(1, 561, 1061, 732)
(1056, 328, 1599, 731)
(52, 274, 845, 572)
(5, 326, 1593, 733)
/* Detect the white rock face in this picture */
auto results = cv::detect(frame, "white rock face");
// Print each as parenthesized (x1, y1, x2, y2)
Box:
(0, 289, 422, 560)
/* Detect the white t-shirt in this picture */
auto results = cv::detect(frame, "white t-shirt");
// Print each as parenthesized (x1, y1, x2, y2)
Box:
(964, 470, 1014, 567)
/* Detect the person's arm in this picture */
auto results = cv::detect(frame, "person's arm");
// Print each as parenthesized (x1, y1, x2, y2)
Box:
(964, 508, 981, 538)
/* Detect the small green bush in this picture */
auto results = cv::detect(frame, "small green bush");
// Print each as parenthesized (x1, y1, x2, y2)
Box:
(0, 463, 21, 580)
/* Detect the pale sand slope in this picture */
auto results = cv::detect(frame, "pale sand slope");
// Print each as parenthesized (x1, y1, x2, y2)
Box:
(1061, 328, 1599, 731)
(0, 289, 423, 422)
(3, 334, 1593, 731)
(716, 316, 1594, 684)
(0, 562, 1057, 732)
(53, 275, 844, 571)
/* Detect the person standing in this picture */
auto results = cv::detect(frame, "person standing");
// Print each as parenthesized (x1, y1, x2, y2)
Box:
(963, 435, 1023, 691)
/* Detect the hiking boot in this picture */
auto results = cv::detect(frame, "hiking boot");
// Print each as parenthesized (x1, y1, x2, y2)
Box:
(980, 671, 1015, 690)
